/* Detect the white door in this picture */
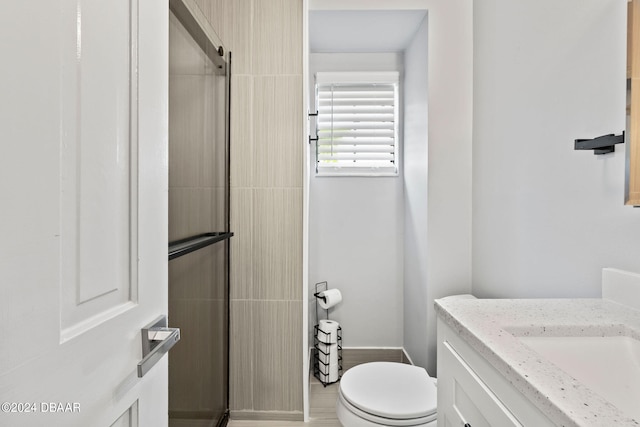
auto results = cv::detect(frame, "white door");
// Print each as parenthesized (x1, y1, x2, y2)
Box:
(0, 0, 170, 426)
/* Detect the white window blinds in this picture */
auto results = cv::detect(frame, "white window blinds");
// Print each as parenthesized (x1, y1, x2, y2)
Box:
(315, 72, 399, 176)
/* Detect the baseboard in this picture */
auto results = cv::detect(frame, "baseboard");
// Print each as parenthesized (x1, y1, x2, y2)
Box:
(341, 347, 408, 372)
(401, 347, 414, 365)
(229, 410, 303, 422)
(308, 347, 414, 383)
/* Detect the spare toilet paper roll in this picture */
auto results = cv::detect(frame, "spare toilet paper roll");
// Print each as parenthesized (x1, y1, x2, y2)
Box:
(318, 289, 342, 310)
(327, 362, 340, 383)
(318, 319, 340, 343)
(318, 360, 340, 382)
(317, 342, 338, 365)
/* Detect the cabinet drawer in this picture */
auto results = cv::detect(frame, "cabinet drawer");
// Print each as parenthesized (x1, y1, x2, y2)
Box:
(440, 341, 522, 427)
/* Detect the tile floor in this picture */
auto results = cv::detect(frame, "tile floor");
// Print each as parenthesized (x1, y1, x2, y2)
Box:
(227, 375, 342, 427)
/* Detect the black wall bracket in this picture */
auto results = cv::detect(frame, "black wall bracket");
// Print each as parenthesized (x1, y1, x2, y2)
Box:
(574, 132, 625, 155)
(308, 111, 318, 145)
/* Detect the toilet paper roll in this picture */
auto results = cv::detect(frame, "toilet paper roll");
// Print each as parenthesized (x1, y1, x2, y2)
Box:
(318, 319, 340, 343)
(330, 363, 340, 382)
(317, 342, 338, 365)
(318, 361, 340, 383)
(318, 289, 342, 310)
(327, 362, 340, 382)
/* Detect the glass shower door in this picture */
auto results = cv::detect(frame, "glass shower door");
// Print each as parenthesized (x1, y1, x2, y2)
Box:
(167, 2, 231, 426)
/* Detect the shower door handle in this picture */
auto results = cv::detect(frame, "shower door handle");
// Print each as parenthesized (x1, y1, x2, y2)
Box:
(137, 315, 181, 377)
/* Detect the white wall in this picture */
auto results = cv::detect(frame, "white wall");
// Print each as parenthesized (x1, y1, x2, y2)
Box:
(419, 0, 473, 376)
(309, 52, 405, 347)
(401, 2, 474, 376)
(403, 15, 430, 369)
(472, 0, 640, 298)
(309, 178, 404, 346)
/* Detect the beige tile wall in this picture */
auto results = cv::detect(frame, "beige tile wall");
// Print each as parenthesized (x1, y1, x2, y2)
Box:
(192, 0, 304, 418)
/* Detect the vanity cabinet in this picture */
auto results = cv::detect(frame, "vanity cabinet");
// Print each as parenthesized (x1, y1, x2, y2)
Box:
(627, 0, 640, 206)
(437, 319, 555, 427)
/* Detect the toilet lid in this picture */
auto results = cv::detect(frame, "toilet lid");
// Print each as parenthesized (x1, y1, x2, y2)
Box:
(339, 362, 437, 420)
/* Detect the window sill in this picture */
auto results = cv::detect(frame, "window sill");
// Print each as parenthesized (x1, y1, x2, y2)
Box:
(315, 172, 399, 178)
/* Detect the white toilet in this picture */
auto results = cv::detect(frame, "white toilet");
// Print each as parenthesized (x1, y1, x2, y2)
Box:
(336, 361, 437, 427)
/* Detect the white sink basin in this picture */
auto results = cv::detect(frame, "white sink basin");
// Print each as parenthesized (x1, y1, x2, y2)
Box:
(518, 335, 640, 420)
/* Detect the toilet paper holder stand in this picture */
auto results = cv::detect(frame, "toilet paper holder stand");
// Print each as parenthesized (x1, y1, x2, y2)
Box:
(313, 281, 343, 386)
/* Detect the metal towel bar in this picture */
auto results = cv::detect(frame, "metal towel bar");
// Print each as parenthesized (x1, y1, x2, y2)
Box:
(168, 232, 234, 260)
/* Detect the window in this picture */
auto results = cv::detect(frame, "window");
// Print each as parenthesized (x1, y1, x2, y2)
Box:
(314, 72, 399, 176)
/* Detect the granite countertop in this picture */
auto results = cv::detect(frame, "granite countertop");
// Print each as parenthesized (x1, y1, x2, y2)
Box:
(435, 298, 640, 427)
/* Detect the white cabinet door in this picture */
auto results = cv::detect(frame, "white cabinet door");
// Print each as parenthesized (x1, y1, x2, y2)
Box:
(0, 0, 169, 426)
(437, 319, 555, 427)
(439, 341, 522, 427)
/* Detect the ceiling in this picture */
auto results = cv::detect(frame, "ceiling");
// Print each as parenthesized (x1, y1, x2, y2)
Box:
(309, 10, 427, 53)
